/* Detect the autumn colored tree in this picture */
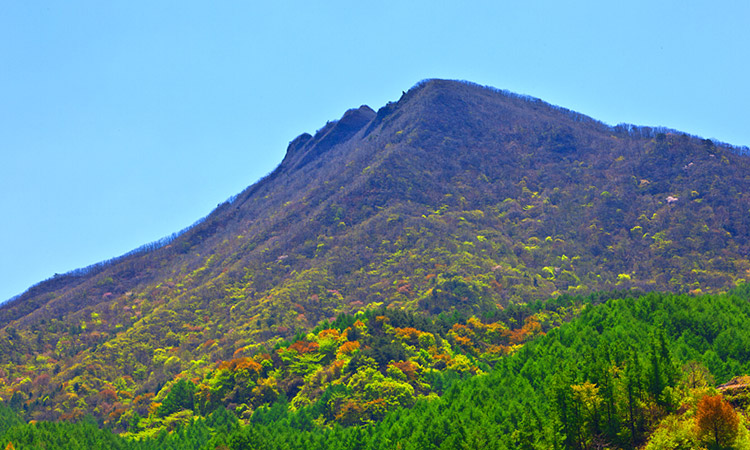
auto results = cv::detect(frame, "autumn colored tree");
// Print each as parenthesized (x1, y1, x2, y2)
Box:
(695, 394, 739, 449)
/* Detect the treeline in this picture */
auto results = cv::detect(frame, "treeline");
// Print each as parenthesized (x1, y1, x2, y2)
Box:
(4, 287, 750, 449)
(0, 405, 238, 450)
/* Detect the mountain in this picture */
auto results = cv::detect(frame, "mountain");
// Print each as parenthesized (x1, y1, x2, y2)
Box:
(1, 79, 750, 431)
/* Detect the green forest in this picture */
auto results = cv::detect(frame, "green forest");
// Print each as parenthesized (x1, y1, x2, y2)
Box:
(4, 287, 750, 449)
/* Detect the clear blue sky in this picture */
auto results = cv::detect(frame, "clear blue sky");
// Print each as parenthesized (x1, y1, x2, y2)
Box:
(1, 1, 749, 302)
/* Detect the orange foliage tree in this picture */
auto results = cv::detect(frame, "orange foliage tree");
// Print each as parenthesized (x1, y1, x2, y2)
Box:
(336, 340, 360, 357)
(393, 327, 422, 345)
(695, 394, 739, 449)
(288, 340, 320, 354)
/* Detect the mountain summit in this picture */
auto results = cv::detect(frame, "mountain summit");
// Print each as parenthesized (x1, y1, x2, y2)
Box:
(2, 79, 750, 423)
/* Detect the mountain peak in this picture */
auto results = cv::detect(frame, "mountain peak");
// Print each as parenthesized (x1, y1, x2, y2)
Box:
(282, 105, 375, 170)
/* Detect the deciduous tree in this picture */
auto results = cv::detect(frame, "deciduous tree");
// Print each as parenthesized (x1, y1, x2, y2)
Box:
(695, 394, 739, 449)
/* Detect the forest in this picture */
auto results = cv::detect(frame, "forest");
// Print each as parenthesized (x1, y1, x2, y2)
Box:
(3, 287, 750, 449)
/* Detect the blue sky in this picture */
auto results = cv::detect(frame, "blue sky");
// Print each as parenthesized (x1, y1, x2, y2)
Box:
(1, 1, 749, 302)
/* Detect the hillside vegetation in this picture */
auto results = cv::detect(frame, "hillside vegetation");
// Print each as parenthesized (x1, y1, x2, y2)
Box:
(4, 288, 750, 448)
(1, 79, 750, 447)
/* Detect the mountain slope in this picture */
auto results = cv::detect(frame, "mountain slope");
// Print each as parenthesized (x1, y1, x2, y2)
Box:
(1, 79, 750, 424)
